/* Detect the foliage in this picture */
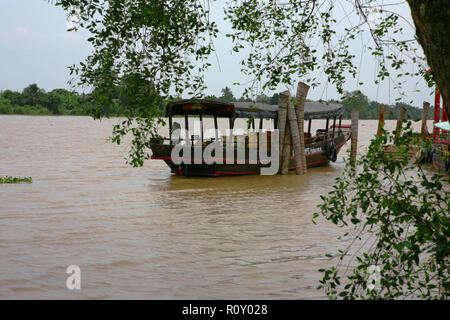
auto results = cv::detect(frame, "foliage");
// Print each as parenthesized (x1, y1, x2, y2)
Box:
(0, 84, 433, 121)
(314, 123, 449, 299)
(0, 176, 33, 183)
(0, 84, 92, 116)
(340, 90, 434, 120)
(219, 86, 236, 102)
(21, 84, 46, 107)
(53, 0, 431, 166)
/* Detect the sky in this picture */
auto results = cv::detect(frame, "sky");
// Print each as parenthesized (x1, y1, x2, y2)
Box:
(0, 0, 435, 107)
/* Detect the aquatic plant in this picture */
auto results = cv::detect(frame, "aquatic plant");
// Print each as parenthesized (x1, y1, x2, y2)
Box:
(0, 176, 33, 184)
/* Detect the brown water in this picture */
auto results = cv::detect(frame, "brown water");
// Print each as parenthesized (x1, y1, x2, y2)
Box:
(0, 116, 424, 299)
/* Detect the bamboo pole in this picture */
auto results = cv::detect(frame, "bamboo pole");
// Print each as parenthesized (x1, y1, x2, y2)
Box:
(294, 82, 309, 175)
(395, 106, 407, 138)
(377, 104, 386, 137)
(277, 91, 290, 162)
(287, 96, 303, 175)
(280, 122, 292, 174)
(350, 109, 359, 163)
(421, 101, 430, 135)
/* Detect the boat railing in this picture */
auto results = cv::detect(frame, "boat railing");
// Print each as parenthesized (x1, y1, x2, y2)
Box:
(168, 127, 343, 149)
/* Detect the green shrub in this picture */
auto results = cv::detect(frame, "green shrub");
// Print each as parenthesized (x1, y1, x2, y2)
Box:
(315, 122, 449, 299)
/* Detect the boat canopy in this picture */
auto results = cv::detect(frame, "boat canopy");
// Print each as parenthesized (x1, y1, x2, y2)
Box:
(433, 121, 450, 132)
(166, 99, 344, 120)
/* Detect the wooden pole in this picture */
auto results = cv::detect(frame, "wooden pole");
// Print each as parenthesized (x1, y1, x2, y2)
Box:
(350, 109, 359, 163)
(214, 115, 219, 141)
(169, 107, 173, 144)
(185, 114, 189, 143)
(200, 113, 204, 143)
(294, 82, 309, 175)
(377, 104, 386, 137)
(421, 101, 430, 135)
(287, 96, 303, 175)
(332, 117, 336, 137)
(395, 106, 407, 139)
(280, 123, 292, 174)
(278, 91, 290, 166)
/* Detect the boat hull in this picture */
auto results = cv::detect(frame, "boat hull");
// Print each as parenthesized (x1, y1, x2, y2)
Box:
(150, 134, 347, 176)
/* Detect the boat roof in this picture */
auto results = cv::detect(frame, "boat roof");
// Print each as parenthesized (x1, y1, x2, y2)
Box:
(433, 121, 450, 132)
(166, 99, 344, 120)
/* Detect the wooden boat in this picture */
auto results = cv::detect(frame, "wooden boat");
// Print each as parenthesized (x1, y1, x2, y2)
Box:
(150, 100, 351, 176)
(382, 144, 424, 164)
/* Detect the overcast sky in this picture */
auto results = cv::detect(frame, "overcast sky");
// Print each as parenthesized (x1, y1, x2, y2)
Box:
(0, 0, 435, 107)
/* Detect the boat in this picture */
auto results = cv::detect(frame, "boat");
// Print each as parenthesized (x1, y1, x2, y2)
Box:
(150, 99, 351, 176)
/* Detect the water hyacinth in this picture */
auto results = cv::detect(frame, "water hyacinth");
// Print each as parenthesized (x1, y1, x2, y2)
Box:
(0, 176, 32, 184)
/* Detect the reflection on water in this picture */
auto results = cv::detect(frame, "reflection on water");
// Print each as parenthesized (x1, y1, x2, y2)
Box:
(0, 116, 425, 299)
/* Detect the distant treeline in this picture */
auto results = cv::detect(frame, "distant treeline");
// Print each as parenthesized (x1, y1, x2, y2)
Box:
(0, 84, 92, 116)
(212, 86, 435, 121)
(0, 84, 434, 120)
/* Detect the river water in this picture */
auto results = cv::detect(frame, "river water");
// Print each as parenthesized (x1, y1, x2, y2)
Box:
(0, 116, 425, 299)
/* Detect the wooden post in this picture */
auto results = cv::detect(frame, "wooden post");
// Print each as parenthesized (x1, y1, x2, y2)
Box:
(185, 114, 189, 143)
(395, 106, 407, 138)
(200, 113, 204, 143)
(287, 96, 303, 175)
(332, 117, 336, 137)
(294, 82, 309, 175)
(169, 106, 173, 144)
(377, 104, 386, 137)
(278, 91, 290, 167)
(214, 115, 219, 141)
(280, 123, 292, 174)
(350, 109, 359, 163)
(421, 101, 430, 135)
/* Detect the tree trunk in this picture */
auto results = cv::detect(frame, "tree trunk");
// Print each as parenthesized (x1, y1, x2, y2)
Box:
(407, 0, 450, 118)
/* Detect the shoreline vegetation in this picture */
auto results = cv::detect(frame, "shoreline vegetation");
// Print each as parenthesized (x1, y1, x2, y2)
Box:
(1, 84, 435, 120)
